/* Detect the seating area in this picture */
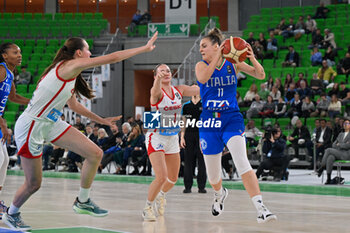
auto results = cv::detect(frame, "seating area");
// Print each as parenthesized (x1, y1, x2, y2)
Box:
(127, 16, 220, 37)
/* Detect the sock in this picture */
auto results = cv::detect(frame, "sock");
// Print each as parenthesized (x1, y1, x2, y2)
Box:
(214, 187, 223, 196)
(78, 187, 91, 203)
(159, 190, 166, 197)
(8, 203, 19, 215)
(145, 200, 153, 207)
(252, 195, 264, 211)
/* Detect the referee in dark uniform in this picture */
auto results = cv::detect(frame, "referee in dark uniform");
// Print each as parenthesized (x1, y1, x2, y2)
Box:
(181, 94, 207, 193)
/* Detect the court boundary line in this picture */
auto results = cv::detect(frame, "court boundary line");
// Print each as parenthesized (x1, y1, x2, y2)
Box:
(7, 170, 350, 197)
(32, 225, 131, 233)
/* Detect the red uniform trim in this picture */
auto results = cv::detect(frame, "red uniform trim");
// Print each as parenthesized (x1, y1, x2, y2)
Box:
(56, 61, 77, 82)
(147, 133, 165, 156)
(17, 121, 42, 159)
(37, 82, 66, 117)
(162, 87, 175, 100)
(51, 125, 72, 143)
(173, 86, 183, 99)
(150, 92, 164, 107)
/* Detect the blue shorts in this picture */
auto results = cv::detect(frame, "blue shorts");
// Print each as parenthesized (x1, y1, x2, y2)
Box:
(199, 111, 245, 155)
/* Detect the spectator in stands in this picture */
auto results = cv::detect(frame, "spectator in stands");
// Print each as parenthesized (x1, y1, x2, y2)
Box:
(317, 118, 350, 184)
(128, 9, 142, 33)
(246, 32, 256, 47)
(258, 83, 270, 101)
(256, 127, 289, 181)
(312, 119, 333, 169)
(284, 73, 293, 92)
(275, 78, 284, 96)
(285, 82, 297, 103)
(339, 82, 349, 100)
(296, 72, 308, 88)
(135, 113, 143, 130)
(294, 16, 306, 39)
(298, 80, 312, 100)
(274, 97, 287, 118)
(74, 115, 85, 132)
(246, 94, 265, 120)
(313, 2, 330, 19)
(288, 119, 313, 162)
(139, 9, 151, 25)
(273, 18, 287, 35)
(301, 96, 315, 118)
(127, 116, 136, 126)
(236, 91, 244, 107)
(287, 93, 302, 118)
(16, 65, 32, 85)
(266, 76, 274, 91)
(323, 46, 336, 67)
(281, 18, 295, 41)
(269, 85, 281, 102)
(337, 52, 350, 83)
(342, 91, 350, 116)
(332, 117, 343, 142)
(317, 60, 337, 85)
(258, 33, 267, 52)
(259, 95, 275, 118)
(243, 83, 258, 106)
(265, 32, 278, 59)
(252, 40, 264, 60)
(282, 45, 299, 67)
(245, 120, 263, 147)
(310, 73, 324, 96)
(322, 29, 336, 49)
(309, 29, 324, 49)
(311, 92, 330, 117)
(328, 82, 339, 98)
(97, 128, 109, 148)
(305, 14, 317, 35)
(90, 126, 99, 144)
(328, 94, 342, 118)
(311, 47, 323, 66)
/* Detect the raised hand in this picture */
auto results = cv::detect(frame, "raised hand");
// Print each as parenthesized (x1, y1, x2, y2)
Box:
(145, 31, 158, 52)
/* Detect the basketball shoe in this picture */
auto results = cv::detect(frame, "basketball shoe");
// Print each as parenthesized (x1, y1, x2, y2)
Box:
(155, 193, 166, 216)
(142, 204, 156, 221)
(257, 205, 277, 223)
(72, 197, 108, 217)
(211, 187, 228, 216)
(0, 201, 7, 220)
(2, 211, 31, 231)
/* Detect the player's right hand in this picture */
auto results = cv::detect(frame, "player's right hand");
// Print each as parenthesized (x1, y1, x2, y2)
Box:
(145, 31, 158, 52)
(180, 136, 186, 148)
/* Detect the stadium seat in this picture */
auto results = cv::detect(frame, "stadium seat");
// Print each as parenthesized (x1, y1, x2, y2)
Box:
(84, 12, 93, 19)
(190, 24, 199, 36)
(94, 12, 103, 19)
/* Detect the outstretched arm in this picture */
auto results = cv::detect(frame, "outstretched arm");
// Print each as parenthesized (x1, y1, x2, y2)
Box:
(8, 81, 30, 105)
(60, 32, 158, 80)
(236, 43, 265, 80)
(67, 95, 121, 126)
(176, 85, 200, 97)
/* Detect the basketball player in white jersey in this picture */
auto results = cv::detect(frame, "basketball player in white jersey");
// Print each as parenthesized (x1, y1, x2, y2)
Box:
(142, 64, 199, 221)
(3, 34, 158, 231)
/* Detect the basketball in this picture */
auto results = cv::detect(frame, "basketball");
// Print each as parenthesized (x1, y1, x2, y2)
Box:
(222, 36, 248, 64)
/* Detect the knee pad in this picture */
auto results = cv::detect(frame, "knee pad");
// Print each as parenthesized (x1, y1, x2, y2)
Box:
(227, 136, 252, 176)
(167, 178, 177, 184)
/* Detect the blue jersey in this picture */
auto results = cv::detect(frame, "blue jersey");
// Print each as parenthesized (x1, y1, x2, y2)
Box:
(197, 59, 239, 113)
(0, 62, 14, 138)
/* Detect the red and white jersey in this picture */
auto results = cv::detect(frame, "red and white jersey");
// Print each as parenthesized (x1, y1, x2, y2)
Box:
(25, 61, 76, 120)
(151, 86, 182, 136)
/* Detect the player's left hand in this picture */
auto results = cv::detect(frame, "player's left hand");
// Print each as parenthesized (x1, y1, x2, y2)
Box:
(101, 115, 122, 126)
(145, 31, 158, 52)
(246, 43, 255, 60)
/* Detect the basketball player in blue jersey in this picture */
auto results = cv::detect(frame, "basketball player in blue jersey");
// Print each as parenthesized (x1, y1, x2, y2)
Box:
(195, 28, 277, 223)
(0, 43, 30, 219)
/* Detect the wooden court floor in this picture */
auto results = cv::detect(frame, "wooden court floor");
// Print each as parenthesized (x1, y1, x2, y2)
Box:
(0, 174, 350, 233)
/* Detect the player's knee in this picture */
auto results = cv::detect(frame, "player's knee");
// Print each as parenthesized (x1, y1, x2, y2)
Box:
(27, 178, 42, 193)
(90, 147, 103, 163)
(167, 177, 177, 185)
(155, 172, 168, 184)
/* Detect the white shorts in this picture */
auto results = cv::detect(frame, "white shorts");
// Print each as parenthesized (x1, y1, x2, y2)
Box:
(145, 132, 180, 155)
(14, 112, 71, 158)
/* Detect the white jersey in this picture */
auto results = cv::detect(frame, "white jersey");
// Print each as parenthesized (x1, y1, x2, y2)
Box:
(151, 86, 182, 136)
(25, 61, 76, 121)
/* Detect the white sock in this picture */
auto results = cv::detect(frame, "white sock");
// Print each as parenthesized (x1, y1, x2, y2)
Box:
(214, 187, 223, 196)
(159, 190, 166, 197)
(8, 203, 19, 215)
(146, 200, 153, 207)
(252, 195, 264, 211)
(78, 187, 90, 203)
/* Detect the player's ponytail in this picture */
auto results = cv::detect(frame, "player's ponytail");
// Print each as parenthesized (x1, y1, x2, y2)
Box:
(204, 28, 225, 46)
(41, 37, 95, 99)
(0, 43, 15, 63)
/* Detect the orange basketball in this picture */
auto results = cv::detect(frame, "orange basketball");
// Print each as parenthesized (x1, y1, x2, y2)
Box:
(222, 36, 248, 64)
